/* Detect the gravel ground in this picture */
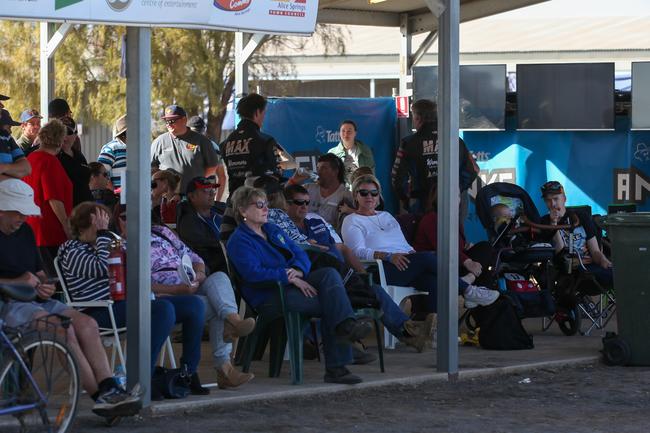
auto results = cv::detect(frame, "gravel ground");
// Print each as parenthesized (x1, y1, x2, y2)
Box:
(75, 363, 650, 433)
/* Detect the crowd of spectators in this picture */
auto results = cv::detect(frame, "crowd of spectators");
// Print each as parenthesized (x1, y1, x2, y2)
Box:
(0, 91, 613, 416)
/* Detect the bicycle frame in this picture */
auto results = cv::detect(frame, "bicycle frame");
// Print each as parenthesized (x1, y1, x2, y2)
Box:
(0, 323, 50, 426)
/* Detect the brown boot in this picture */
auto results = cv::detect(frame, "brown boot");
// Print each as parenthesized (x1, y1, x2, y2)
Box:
(399, 314, 435, 353)
(223, 315, 256, 343)
(216, 363, 254, 389)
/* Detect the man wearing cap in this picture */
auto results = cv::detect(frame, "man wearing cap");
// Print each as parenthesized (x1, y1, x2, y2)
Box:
(16, 109, 42, 155)
(0, 109, 31, 179)
(540, 180, 613, 285)
(177, 175, 226, 274)
(188, 115, 227, 202)
(220, 93, 281, 194)
(0, 178, 142, 418)
(151, 105, 220, 192)
(98, 114, 127, 189)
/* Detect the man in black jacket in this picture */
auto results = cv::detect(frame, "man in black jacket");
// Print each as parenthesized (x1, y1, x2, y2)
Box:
(391, 99, 478, 213)
(176, 176, 226, 274)
(220, 94, 280, 193)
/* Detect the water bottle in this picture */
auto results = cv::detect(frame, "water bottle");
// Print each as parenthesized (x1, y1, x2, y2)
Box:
(114, 365, 127, 389)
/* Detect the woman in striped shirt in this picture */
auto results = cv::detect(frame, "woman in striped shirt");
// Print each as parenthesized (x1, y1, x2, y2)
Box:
(57, 202, 177, 386)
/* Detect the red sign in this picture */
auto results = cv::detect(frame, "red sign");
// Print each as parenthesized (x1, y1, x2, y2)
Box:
(395, 96, 409, 118)
(214, 0, 251, 12)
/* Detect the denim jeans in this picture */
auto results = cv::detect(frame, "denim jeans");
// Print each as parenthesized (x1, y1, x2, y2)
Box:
(162, 295, 205, 373)
(583, 263, 614, 287)
(197, 272, 239, 369)
(257, 267, 355, 369)
(371, 284, 409, 336)
(382, 251, 469, 313)
(85, 299, 176, 372)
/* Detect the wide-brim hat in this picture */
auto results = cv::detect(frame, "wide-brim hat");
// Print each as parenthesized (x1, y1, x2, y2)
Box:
(0, 109, 21, 126)
(113, 114, 127, 138)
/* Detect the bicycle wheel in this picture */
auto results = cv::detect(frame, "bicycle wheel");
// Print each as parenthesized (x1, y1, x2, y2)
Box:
(0, 332, 80, 433)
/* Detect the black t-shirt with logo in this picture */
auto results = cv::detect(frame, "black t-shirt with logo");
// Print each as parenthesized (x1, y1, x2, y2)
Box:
(540, 210, 597, 262)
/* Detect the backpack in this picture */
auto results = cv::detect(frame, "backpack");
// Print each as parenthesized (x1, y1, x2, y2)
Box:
(469, 297, 534, 350)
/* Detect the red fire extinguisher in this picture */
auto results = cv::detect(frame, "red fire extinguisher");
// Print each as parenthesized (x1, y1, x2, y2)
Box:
(107, 235, 126, 301)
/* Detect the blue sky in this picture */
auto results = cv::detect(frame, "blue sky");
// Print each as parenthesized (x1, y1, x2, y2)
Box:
(498, 0, 649, 18)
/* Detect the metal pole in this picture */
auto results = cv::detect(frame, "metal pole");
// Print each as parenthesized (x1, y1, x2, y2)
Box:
(436, 0, 460, 378)
(125, 26, 152, 404)
(39, 22, 54, 119)
(369, 78, 376, 98)
(235, 32, 249, 96)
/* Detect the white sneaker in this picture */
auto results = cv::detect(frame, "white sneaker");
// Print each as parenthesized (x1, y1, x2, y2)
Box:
(463, 285, 500, 309)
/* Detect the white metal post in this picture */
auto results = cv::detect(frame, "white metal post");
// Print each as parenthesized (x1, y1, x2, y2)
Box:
(125, 26, 152, 404)
(436, 0, 460, 378)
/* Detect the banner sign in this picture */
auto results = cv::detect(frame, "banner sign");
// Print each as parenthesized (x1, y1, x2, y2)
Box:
(0, 0, 318, 35)
(263, 97, 398, 212)
(463, 118, 650, 241)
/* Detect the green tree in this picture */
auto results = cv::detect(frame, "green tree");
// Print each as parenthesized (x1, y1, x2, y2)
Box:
(0, 20, 347, 140)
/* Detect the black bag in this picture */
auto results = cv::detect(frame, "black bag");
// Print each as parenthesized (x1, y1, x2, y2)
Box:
(470, 297, 534, 350)
(151, 366, 190, 399)
(306, 249, 379, 308)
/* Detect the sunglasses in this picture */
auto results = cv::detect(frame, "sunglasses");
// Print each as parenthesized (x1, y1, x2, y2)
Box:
(66, 127, 77, 136)
(164, 118, 179, 125)
(357, 189, 379, 197)
(291, 199, 310, 206)
(250, 200, 268, 209)
(541, 181, 563, 195)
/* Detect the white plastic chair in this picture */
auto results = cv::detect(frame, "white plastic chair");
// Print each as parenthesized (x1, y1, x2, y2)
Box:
(365, 259, 427, 349)
(53, 257, 176, 371)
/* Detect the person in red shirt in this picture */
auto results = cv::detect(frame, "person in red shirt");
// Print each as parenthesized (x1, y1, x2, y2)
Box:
(23, 119, 72, 275)
(412, 183, 483, 283)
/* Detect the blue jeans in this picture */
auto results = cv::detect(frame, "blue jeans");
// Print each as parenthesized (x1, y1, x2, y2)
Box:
(371, 284, 409, 336)
(382, 251, 469, 313)
(257, 268, 355, 369)
(162, 295, 205, 373)
(85, 299, 175, 372)
(583, 263, 614, 287)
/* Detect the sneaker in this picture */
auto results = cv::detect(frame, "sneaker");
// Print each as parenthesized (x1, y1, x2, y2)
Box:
(335, 319, 373, 344)
(463, 285, 500, 309)
(92, 386, 143, 418)
(324, 366, 362, 385)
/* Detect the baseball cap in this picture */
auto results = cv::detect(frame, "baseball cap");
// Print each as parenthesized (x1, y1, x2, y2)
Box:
(19, 109, 43, 123)
(187, 116, 206, 131)
(0, 109, 21, 127)
(161, 105, 187, 120)
(541, 181, 565, 197)
(0, 179, 41, 216)
(48, 98, 71, 118)
(186, 176, 219, 195)
(113, 114, 127, 138)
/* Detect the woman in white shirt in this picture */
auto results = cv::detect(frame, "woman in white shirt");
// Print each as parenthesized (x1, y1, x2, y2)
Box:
(341, 174, 499, 313)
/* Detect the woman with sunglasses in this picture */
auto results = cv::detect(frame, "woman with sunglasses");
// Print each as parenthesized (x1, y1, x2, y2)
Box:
(227, 186, 373, 384)
(58, 116, 93, 206)
(151, 169, 181, 225)
(342, 175, 500, 314)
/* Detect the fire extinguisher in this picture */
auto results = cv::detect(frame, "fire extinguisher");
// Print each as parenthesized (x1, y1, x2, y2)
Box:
(107, 234, 126, 301)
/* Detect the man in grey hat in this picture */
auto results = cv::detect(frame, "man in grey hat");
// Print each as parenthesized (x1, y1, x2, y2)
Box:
(187, 115, 227, 202)
(0, 109, 31, 180)
(151, 105, 219, 192)
(0, 178, 142, 418)
(16, 109, 43, 154)
(98, 114, 127, 189)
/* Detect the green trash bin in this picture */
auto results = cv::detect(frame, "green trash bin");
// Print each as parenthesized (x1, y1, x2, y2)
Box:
(605, 212, 650, 366)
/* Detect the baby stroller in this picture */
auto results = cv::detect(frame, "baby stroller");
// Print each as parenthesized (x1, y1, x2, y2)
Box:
(473, 183, 579, 332)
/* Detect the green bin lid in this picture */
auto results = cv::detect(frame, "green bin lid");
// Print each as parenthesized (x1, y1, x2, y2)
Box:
(604, 212, 650, 227)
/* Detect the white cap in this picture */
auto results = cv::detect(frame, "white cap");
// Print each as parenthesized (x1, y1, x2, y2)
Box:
(0, 179, 41, 216)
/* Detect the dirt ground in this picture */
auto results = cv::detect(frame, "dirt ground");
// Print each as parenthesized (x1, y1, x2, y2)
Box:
(75, 363, 650, 433)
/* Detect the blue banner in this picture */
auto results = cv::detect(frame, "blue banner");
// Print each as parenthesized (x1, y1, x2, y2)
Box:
(263, 97, 398, 212)
(463, 117, 650, 242)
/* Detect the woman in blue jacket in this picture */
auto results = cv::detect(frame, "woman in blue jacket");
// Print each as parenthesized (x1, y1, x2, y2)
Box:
(227, 186, 372, 385)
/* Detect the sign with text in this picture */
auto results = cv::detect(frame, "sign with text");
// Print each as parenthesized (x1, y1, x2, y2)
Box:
(1, 0, 318, 35)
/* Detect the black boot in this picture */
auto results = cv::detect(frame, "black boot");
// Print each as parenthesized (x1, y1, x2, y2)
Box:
(189, 372, 210, 395)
